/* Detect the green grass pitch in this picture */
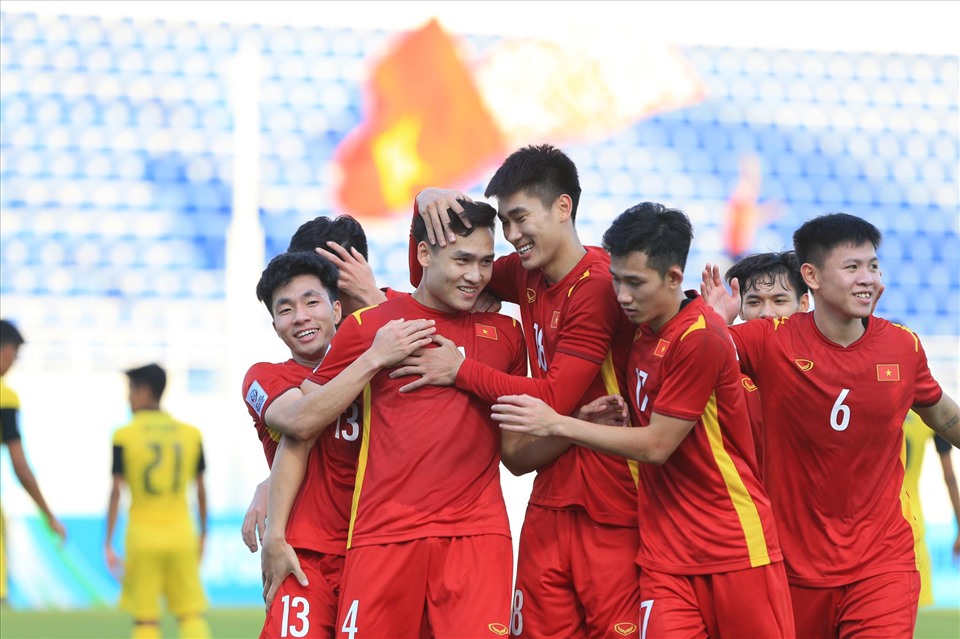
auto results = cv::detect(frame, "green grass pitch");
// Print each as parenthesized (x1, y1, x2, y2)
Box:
(0, 607, 956, 638)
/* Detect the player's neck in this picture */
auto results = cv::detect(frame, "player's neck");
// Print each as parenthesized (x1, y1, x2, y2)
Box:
(541, 237, 587, 285)
(812, 305, 866, 347)
(134, 403, 161, 412)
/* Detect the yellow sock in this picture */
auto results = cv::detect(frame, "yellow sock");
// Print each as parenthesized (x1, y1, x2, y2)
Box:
(132, 621, 161, 639)
(178, 615, 211, 639)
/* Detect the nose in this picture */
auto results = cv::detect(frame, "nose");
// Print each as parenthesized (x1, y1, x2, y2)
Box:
(615, 283, 631, 305)
(504, 222, 522, 245)
(462, 263, 482, 284)
(757, 301, 774, 319)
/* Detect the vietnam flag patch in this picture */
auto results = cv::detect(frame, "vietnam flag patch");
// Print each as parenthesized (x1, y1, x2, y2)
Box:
(476, 324, 498, 340)
(654, 339, 670, 357)
(877, 364, 900, 382)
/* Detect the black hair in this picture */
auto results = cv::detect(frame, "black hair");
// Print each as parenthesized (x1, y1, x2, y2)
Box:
(793, 213, 881, 269)
(602, 202, 693, 277)
(484, 144, 582, 222)
(411, 200, 497, 246)
(288, 215, 369, 260)
(256, 251, 340, 314)
(725, 251, 809, 300)
(0, 319, 25, 346)
(125, 363, 166, 401)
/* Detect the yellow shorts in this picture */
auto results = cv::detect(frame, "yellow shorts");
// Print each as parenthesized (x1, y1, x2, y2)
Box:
(120, 543, 208, 620)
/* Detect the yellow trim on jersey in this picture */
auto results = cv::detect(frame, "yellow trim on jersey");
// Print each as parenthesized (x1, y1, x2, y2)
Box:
(599, 351, 639, 488)
(567, 268, 591, 298)
(346, 383, 373, 548)
(892, 323, 920, 352)
(702, 392, 770, 567)
(679, 314, 706, 341)
(265, 426, 282, 443)
(350, 305, 379, 326)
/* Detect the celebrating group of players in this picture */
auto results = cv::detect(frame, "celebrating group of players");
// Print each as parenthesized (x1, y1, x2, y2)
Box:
(237, 143, 958, 639)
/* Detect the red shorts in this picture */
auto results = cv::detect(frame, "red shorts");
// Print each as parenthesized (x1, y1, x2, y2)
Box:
(512, 505, 640, 638)
(639, 561, 794, 639)
(261, 551, 344, 639)
(336, 535, 512, 638)
(790, 571, 920, 639)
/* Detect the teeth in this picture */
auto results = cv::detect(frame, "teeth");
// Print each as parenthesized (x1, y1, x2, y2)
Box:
(517, 243, 533, 254)
(458, 287, 477, 294)
(296, 329, 317, 338)
(854, 293, 871, 299)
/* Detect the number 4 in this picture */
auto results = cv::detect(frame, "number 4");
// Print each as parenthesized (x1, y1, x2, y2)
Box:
(830, 388, 851, 431)
(341, 599, 359, 639)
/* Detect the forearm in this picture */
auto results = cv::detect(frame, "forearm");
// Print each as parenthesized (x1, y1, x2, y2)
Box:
(12, 460, 54, 519)
(553, 416, 672, 464)
(940, 454, 960, 528)
(264, 437, 311, 541)
(197, 477, 208, 537)
(501, 433, 574, 476)
(105, 484, 120, 548)
(916, 395, 960, 448)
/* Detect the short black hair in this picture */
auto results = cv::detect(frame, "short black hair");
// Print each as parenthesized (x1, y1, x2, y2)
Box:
(602, 202, 693, 277)
(484, 144, 582, 222)
(125, 363, 166, 401)
(288, 215, 369, 260)
(725, 251, 809, 301)
(411, 200, 497, 246)
(256, 251, 340, 314)
(793, 213, 881, 269)
(0, 319, 25, 346)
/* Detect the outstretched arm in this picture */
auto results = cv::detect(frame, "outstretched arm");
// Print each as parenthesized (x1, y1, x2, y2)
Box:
(493, 394, 694, 465)
(242, 477, 270, 553)
(196, 471, 207, 559)
(8, 439, 66, 541)
(105, 474, 123, 578)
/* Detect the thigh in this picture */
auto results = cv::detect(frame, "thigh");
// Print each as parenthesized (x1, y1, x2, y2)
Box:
(570, 515, 641, 639)
(789, 584, 840, 639)
(838, 571, 920, 639)
(336, 541, 429, 639)
(121, 548, 164, 621)
(163, 544, 208, 618)
(705, 562, 794, 639)
(261, 552, 339, 639)
(512, 506, 585, 639)
(426, 535, 513, 639)
(638, 569, 707, 639)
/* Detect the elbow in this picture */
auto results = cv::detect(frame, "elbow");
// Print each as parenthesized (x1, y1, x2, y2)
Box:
(502, 459, 533, 477)
(640, 445, 673, 466)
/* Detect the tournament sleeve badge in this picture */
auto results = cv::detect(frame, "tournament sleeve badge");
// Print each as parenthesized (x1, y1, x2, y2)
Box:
(475, 323, 498, 340)
(654, 338, 670, 357)
(245, 380, 268, 417)
(877, 364, 901, 382)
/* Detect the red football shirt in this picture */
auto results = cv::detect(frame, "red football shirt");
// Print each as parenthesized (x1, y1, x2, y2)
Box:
(242, 359, 361, 556)
(730, 313, 943, 586)
(628, 294, 781, 574)
(741, 374, 764, 477)
(309, 294, 526, 548)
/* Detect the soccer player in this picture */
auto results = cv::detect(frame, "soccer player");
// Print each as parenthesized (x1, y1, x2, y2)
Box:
(105, 364, 210, 639)
(723, 252, 809, 470)
(903, 410, 960, 607)
(275, 200, 525, 636)
(493, 202, 793, 638)
(702, 212, 960, 638)
(408, 145, 640, 638)
(0, 319, 66, 605)
(243, 250, 434, 638)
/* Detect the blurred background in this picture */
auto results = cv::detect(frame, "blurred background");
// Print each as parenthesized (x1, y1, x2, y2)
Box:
(0, 0, 957, 619)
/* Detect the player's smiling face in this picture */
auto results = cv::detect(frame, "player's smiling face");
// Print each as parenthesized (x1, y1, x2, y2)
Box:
(497, 190, 565, 272)
(807, 241, 881, 320)
(416, 228, 494, 314)
(271, 274, 341, 366)
(610, 251, 683, 332)
(740, 276, 809, 321)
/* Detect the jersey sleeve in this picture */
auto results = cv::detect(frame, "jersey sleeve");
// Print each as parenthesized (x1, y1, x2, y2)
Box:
(934, 434, 952, 455)
(197, 442, 206, 474)
(728, 317, 773, 380)
(911, 336, 943, 408)
(554, 273, 623, 364)
(243, 362, 300, 423)
(112, 444, 124, 475)
(1, 407, 20, 442)
(309, 312, 370, 385)
(654, 323, 728, 421)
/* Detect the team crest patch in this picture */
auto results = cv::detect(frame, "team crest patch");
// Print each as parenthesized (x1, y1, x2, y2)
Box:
(476, 324, 498, 340)
(741, 377, 758, 392)
(488, 622, 509, 636)
(526, 288, 536, 303)
(614, 622, 638, 636)
(794, 359, 814, 371)
(245, 381, 268, 417)
(550, 310, 560, 329)
(877, 364, 900, 381)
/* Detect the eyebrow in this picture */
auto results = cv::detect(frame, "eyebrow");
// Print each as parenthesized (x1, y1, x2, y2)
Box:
(498, 206, 529, 220)
(274, 289, 325, 309)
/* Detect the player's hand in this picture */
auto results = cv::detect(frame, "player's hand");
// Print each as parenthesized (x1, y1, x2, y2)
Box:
(492, 395, 564, 438)
(369, 319, 437, 369)
(391, 334, 463, 392)
(700, 263, 741, 325)
(320, 242, 387, 309)
(470, 291, 502, 314)
(242, 479, 269, 552)
(105, 546, 124, 580)
(261, 536, 307, 610)
(416, 188, 472, 246)
(574, 395, 629, 426)
(45, 514, 67, 544)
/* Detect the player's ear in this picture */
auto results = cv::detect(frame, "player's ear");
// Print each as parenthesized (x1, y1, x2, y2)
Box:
(417, 241, 431, 268)
(666, 265, 684, 289)
(332, 299, 342, 325)
(800, 263, 819, 292)
(799, 292, 811, 312)
(553, 193, 573, 222)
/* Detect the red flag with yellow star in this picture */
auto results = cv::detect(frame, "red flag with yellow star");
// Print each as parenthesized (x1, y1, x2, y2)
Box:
(334, 19, 505, 217)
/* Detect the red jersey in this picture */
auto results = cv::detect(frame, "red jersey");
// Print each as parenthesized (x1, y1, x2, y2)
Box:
(309, 294, 526, 548)
(242, 359, 361, 556)
(628, 294, 781, 575)
(741, 374, 764, 477)
(730, 313, 943, 586)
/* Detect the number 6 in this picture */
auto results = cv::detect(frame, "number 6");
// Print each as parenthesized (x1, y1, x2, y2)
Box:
(830, 388, 851, 431)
